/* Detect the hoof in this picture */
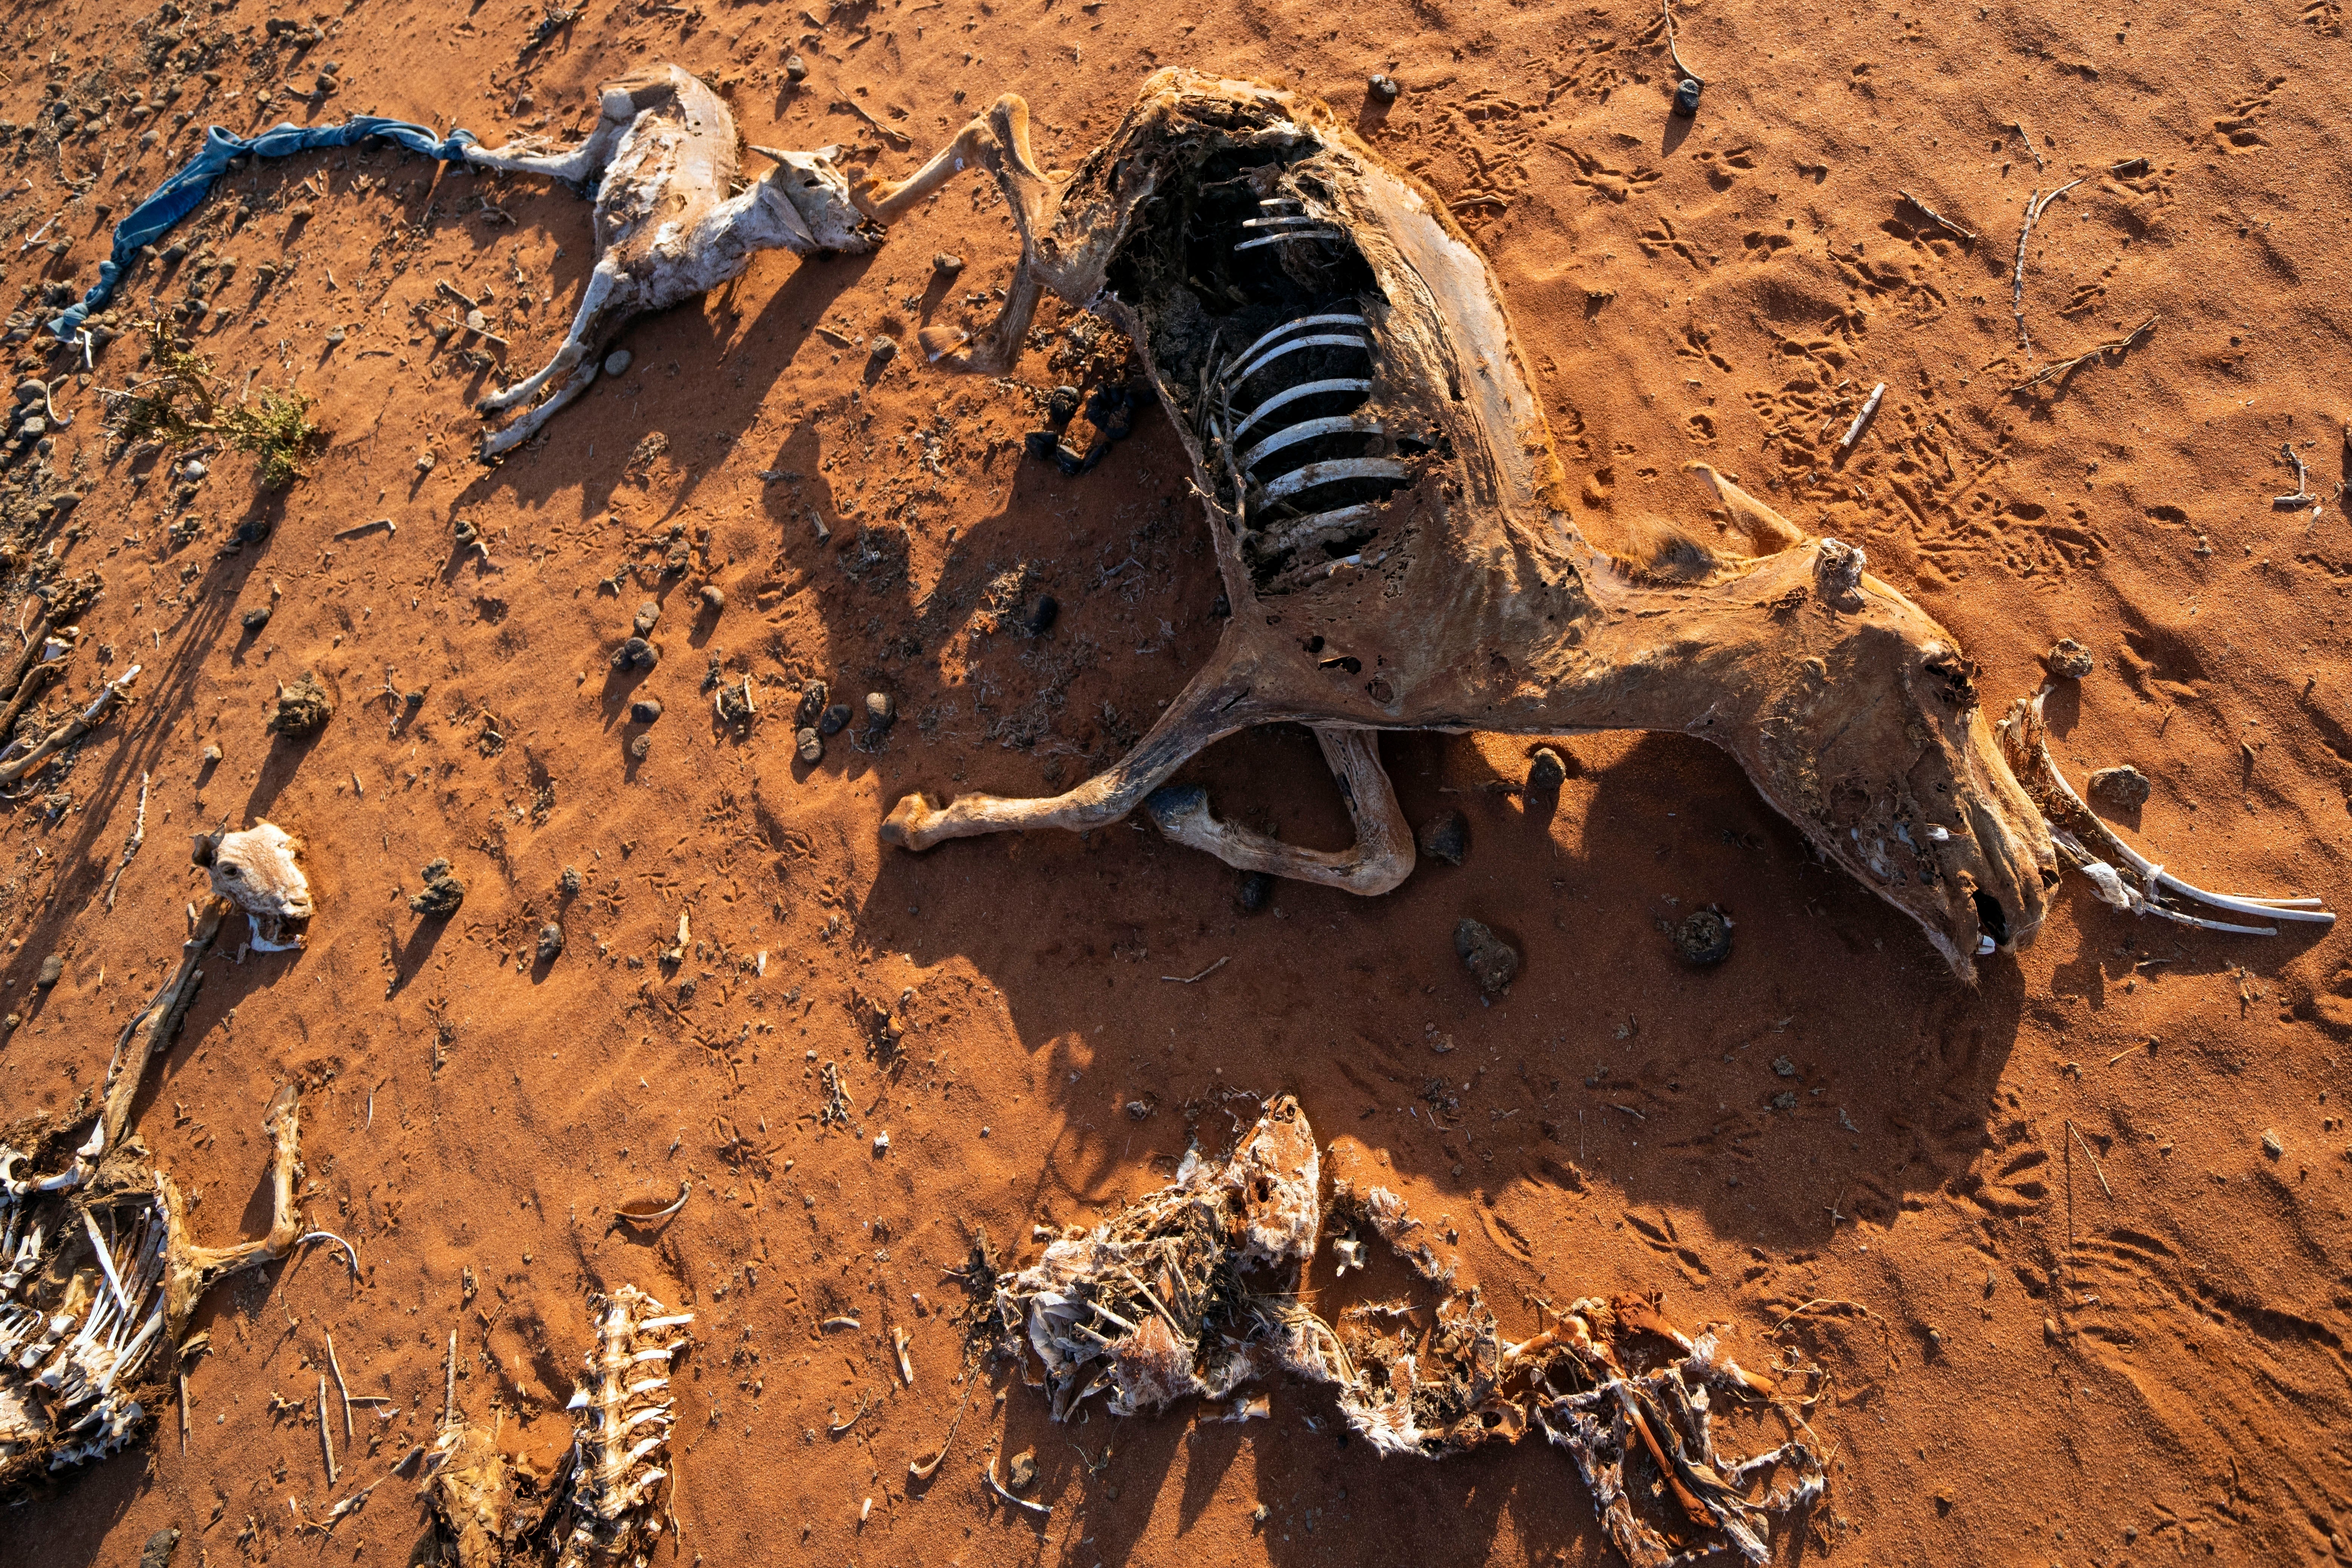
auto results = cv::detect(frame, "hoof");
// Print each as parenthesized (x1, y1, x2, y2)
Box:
(1143, 784, 1209, 832)
(880, 792, 937, 850)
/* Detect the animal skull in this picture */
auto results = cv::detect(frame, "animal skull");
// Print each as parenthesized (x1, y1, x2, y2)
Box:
(852, 69, 2330, 977)
(190, 821, 312, 952)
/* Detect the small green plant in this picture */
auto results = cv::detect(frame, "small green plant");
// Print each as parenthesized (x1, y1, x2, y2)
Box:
(106, 319, 323, 489)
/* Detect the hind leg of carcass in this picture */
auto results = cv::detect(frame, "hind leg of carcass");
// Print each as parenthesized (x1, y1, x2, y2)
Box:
(479, 263, 620, 419)
(1142, 727, 1416, 895)
(882, 655, 1258, 849)
(479, 360, 599, 458)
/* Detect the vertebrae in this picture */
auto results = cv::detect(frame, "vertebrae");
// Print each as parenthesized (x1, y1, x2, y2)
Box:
(556, 1285, 693, 1568)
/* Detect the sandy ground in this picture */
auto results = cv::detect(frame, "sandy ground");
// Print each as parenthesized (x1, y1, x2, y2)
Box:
(3, 0, 2349, 1563)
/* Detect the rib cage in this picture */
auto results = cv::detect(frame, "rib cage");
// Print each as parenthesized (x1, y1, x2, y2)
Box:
(0, 1178, 171, 1475)
(556, 1285, 693, 1568)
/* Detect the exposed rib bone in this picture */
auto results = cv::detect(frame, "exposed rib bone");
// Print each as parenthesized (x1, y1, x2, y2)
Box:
(1230, 377, 1372, 442)
(1224, 313, 1368, 370)
(1241, 415, 1386, 473)
(1251, 502, 1384, 558)
(1223, 333, 1370, 389)
(1258, 457, 1409, 504)
(1234, 227, 1345, 251)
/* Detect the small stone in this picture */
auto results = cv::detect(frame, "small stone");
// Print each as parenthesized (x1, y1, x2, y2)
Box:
(1673, 908, 1733, 966)
(1046, 384, 1081, 425)
(1771, 1054, 1797, 1078)
(797, 726, 823, 764)
(265, 672, 333, 738)
(632, 599, 661, 637)
(1525, 746, 1568, 797)
(1453, 917, 1519, 995)
(796, 679, 830, 727)
(2087, 764, 2151, 808)
(1368, 73, 1400, 100)
(2261, 1129, 2284, 1159)
(611, 636, 659, 672)
(933, 252, 964, 274)
(12, 380, 41, 404)
(1007, 1448, 1037, 1491)
(464, 308, 489, 335)
(36, 954, 63, 988)
(240, 605, 271, 633)
(1672, 77, 1704, 117)
(873, 1130, 890, 1155)
(559, 865, 582, 896)
(602, 348, 632, 377)
(15, 417, 43, 441)
(409, 858, 465, 918)
(324, 326, 346, 346)
(630, 696, 663, 724)
(628, 733, 651, 761)
(699, 584, 724, 614)
(819, 703, 853, 737)
(536, 923, 564, 961)
(784, 52, 809, 81)
(1238, 870, 1273, 913)
(869, 335, 897, 363)
(1418, 810, 1469, 867)
(2043, 1316, 2061, 1342)
(1771, 1090, 1798, 1111)
(180, 458, 207, 482)
(2046, 638, 2095, 680)
(864, 691, 896, 731)
(201, 743, 222, 765)
(1021, 594, 1058, 636)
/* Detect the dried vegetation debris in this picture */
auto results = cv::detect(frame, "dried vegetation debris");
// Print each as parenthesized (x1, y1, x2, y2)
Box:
(991, 1097, 1824, 1566)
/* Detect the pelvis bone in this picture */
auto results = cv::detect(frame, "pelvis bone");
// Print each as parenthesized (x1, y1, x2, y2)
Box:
(993, 1096, 1824, 1568)
(463, 64, 874, 456)
(857, 69, 2331, 977)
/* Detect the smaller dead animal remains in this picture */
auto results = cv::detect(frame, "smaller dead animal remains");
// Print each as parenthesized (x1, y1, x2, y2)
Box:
(424, 1285, 692, 1568)
(189, 821, 313, 952)
(0, 898, 309, 1494)
(992, 1097, 1823, 1566)
(463, 65, 874, 455)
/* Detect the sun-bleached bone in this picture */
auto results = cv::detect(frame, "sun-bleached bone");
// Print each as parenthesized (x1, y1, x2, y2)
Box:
(554, 1285, 693, 1568)
(991, 1096, 1824, 1568)
(853, 69, 2331, 976)
(1, 899, 304, 1495)
(462, 64, 874, 457)
(191, 821, 312, 952)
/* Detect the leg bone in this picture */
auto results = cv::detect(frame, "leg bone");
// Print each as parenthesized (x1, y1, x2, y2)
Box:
(1144, 727, 1416, 895)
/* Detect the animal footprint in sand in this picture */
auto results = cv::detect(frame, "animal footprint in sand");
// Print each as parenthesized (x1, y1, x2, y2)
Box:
(1676, 322, 1733, 373)
(1684, 412, 1718, 444)
(1636, 214, 1706, 269)
(1742, 229, 1793, 261)
(2212, 75, 2286, 152)
(1547, 141, 1662, 203)
(2305, 0, 2344, 36)
(1690, 145, 1754, 189)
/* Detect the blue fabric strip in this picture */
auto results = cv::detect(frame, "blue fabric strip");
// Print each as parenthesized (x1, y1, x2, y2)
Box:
(45, 116, 478, 342)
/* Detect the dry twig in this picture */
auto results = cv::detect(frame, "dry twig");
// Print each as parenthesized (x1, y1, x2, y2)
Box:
(1897, 189, 1976, 242)
(2004, 313, 2158, 393)
(2011, 178, 2085, 353)
(2066, 1120, 2113, 1199)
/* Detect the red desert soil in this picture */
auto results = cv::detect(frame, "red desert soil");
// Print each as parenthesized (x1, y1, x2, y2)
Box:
(4, 1, 2349, 1563)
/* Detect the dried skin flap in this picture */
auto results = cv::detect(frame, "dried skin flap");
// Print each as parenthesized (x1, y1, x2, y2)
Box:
(999, 1098, 1824, 1568)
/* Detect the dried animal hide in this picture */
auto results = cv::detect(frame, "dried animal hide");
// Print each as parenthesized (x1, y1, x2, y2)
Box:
(996, 1099, 1823, 1567)
(0, 901, 305, 1496)
(424, 1412, 516, 1568)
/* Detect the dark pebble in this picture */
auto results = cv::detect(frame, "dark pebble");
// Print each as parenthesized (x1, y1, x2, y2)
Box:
(819, 703, 853, 737)
(409, 858, 465, 918)
(1525, 746, 1568, 797)
(2088, 764, 2151, 807)
(700, 585, 724, 614)
(632, 599, 661, 637)
(559, 865, 582, 896)
(2047, 638, 2094, 680)
(1453, 918, 1519, 995)
(870, 335, 898, 363)
(933, 252, 964, 274)
(1672, 77, 1704, 116)
(631, 696, 663, 724)
(1046, 385, 1081, 425)
(865, 691, 896, 730)
(1418, 810, 1469, 866)
(36, 953, 63, 987)
(797, 726, 823, 764)
(784, 53, 809, 81)
(1673, 908, 1733, 966)
(536, 923, 564, 961)
(240, 605, 272, 633)
(796, 679, 830, 727)
(1369, 74, 1400, 100)
(1023, 594, 1059, 636)
(1238, 871, 1273, 913)
(611, 636, 659, 671)
(628, 733, 651, 761)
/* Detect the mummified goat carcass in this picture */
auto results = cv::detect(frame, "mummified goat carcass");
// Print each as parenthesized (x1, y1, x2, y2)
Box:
(856, 70, 2330, 977)
(190, 820, 315, 953)
(462, 64, 874, 456)
(993, 1096, 1823, 1567)
(422, 1285, 691, 1568)
(0, 898, 307, 1494)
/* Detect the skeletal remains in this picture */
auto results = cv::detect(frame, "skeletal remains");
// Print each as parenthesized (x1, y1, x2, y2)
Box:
(0, 896, 307, 1491)
(461, 64, 873, 456)
(850, 69, 2330, 975)
(424, 1285, 692, 1568)
(994, 1095, 1823, 1566)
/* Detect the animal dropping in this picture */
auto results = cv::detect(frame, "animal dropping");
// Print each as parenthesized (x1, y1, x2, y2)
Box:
(860, 69, 2331, 976)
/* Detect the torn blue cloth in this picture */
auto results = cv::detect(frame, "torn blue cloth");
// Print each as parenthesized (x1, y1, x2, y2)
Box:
(45, 115, 478, 343)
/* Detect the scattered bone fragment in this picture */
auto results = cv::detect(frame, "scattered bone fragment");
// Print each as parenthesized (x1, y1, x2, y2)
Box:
(992, 1098, 1823, 1567)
